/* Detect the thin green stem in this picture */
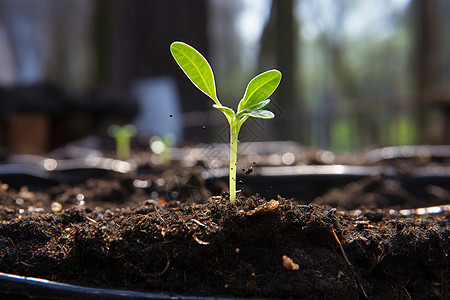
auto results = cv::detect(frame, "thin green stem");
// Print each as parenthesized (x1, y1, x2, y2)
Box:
(229, 117, 240, 204)
(117, 138, 130, 160)
(116, 134, 131, 160)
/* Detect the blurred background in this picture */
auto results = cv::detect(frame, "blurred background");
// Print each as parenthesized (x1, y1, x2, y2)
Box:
(0, 0, 449, 155)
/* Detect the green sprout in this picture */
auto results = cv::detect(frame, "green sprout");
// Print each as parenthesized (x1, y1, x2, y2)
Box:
(108, 124, 137, 160)
(150, 134, 175, 166)
(170, 41, 281, 204)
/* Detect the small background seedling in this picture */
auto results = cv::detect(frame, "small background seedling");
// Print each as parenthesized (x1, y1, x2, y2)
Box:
(170, 41, 281, 204)
(108, 124, 137, 160)
(150, 134, 175, 165)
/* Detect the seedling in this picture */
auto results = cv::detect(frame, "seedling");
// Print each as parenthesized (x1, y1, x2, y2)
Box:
(150, 134, 175, 165)
(108, 124, 137, 160)
(170, 41, 281, 204)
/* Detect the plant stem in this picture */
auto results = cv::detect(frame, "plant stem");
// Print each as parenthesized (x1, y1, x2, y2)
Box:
(116, 136, 130, 160)
(229, 118, 240, 204)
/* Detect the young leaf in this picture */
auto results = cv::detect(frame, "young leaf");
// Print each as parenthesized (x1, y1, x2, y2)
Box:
(241, 110, 275, 119)
(170, 42, 220, 105)
(238, 70, 281, 112)
(212, 104, 235, 122)
(235, 99, 271, 119)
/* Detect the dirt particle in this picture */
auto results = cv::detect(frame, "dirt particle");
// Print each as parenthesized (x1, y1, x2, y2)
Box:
(242, 165, 253, 175)
(193, 234, 209, 245)
(19, 186, 34, 199)
(246, 199, 279, 216)
(282, 255, 299, 271)
(51, 202, 62, 213)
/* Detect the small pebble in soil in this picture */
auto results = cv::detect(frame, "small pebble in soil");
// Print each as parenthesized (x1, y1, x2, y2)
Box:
(76, 194, 85, 206)
(246, 199, 279, 216)
(242, 165, 254, 175)
(51, 202, 63, 213)
(133, 179, 152, 189)
(104, 209, 114, 218)
(282, 255, 299, 271)
(156, 178, 165, 188)
(19, 187, 34, 199)
(282, 152, 295, 165)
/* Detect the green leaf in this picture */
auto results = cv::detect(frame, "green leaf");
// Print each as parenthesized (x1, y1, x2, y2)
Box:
(241, 110, 275, 119)
(212, 104, 235, 122)
(238, 70, 281, 112)
(170, 42, 220, 105)
(235, 99, 271, 119)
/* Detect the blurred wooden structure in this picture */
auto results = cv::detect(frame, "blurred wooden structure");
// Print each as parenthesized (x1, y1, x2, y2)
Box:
(0, 84, 138, 155)
(426, 87, 450, 144)
(93, 0, 209, 142)
(7, 114, 49, 155)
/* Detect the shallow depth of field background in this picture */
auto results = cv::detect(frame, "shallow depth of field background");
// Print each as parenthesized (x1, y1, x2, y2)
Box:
(0, 0, 449, 153)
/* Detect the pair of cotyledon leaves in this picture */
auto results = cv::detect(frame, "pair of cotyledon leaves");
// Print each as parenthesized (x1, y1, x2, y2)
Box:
(170, 42, 281, 126)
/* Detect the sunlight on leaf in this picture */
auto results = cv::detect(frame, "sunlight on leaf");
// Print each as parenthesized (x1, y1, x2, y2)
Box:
(170, 42, 220, 105)
(238, 70, 281, 112)
(212, 104, 235, 123)
(241, 110, 275, 119)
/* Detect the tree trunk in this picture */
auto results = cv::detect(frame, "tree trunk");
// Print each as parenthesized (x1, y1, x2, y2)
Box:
(259, 0, 300, 141)
(412, 0, 444, 144)
(92, 0, 209, 142)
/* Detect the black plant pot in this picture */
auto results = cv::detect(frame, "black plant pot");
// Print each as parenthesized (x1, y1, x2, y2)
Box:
(204, 165, 394, 201)
(0, 272, 250, 300)
(0, 146, 449, 300)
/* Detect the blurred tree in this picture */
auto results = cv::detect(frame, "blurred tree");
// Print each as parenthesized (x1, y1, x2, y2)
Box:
(259, 0, 300, 141)
(411, 0, 445, 144)
(48, 0, 94, 87)
(208, 0, 244, 104)
(0, 0, 94, 86)
(92, 0, 210, 142)
(315, 0, 381, 149)
(299, 0, 416, 150)
(303, 1, 361, 149)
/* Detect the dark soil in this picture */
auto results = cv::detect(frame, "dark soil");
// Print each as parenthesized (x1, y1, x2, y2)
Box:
(0, 156, 449, 299)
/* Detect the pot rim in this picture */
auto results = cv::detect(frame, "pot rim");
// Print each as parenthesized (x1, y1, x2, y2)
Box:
(0, 271, 264, 300)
